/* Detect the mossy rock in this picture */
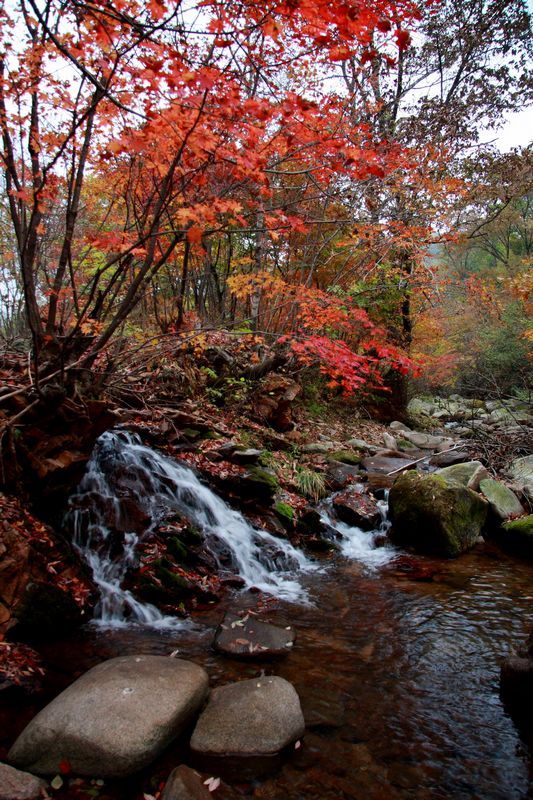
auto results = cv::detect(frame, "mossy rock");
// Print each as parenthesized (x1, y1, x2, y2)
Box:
(138, 561, 192, 605)
(329, 451, 361, 465)
(273, 501, 295, 529)
(182, 428, 203, 441)
(500, 515, 533, 559)
(166, 536, 189, 563)
(389, 471, 488, 558)
(396, 438, 417, 451)
(241, 466, 280, 502)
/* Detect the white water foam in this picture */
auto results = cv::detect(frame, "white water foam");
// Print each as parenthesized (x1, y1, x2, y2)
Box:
(321, 494, 396, 568)
(67, 430, 317, 627)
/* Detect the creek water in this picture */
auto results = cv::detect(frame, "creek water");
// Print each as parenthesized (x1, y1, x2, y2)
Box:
(1, 435, 532, 800)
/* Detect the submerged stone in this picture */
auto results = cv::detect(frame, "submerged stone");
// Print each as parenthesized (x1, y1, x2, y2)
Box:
(213, 612, 295, 658)
(190, 676, 304, 757)
(8, 655, 208, 777)
(389, 471, 487, 558)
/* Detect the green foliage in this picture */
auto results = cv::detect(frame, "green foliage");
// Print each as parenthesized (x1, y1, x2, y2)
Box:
(294, 467, 327, 502)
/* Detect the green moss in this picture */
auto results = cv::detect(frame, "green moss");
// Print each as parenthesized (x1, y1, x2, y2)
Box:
(246, 466, 279, 491)
(329, 450, 361, 465)
(167, 536, 189, 563)
(182, 427, 202, 440)
(389, 471, 487, 558)
(274, 501, 295, 528)
(153, 560, 190, 591)
(502, 515, 533, 536)
(500, 515, 533, 559)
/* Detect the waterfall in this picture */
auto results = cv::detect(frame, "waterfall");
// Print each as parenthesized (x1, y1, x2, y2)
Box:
(321, 491, 395, 568)
(66, 430, 317, 628)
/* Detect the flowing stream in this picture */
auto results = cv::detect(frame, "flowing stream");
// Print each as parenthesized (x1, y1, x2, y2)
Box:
(66, 430, 317, 626)
(2, 432, 531, 799)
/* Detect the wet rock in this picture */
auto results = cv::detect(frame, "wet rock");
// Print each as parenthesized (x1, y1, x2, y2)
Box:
(273, 501, 295, 530)
(436, 461, 489, 491)
(213, 612, 295, 658)
(478, 479, 524, 522)
(501, 639, 533, 711)
(190, 676, 304, 757)
(161, 765, 211, 800)
(14, 581, 84, 638)
(499, 515, 533, 559)
(429, 450, 469, 468)
(0, 763, 47, 800)
(361, 455, 417, 475)
(240, 466, 279, 502)
(325, 461, 361, 491)
(389, 471, 488, 558)
(252, 375, 301, 431)
(332, 489, 381, 531)
(215, 443, 262, 464)
(8, 655, 209, 777)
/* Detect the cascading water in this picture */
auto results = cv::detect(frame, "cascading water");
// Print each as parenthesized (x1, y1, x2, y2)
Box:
(66, 430, 317, 627)
(321, 487, 396, 568)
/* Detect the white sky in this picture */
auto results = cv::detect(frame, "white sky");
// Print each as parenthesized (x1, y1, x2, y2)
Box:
(480, 107, 533, 151)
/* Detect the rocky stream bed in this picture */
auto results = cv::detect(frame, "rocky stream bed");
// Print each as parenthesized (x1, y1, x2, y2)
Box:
(0, 392, 532, 800)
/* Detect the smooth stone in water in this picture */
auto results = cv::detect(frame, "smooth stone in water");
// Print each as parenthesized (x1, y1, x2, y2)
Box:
(161, 765, 212, 800)
(0, 763, 47, 800)
(8, 655, 209, 778)
(214, 612, 295, 658)
(190, 676, 305, 756)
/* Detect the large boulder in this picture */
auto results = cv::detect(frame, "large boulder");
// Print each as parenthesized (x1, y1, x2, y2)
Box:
(0, 763, 46, 800)
(8, 656, 208, 777)
(388, 471, 488, 558)
(190, 676, 305, 757)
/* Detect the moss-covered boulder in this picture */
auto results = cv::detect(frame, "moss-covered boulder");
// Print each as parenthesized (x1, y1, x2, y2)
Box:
(499, 515, 533, 559)
(389, 471, 488, 558)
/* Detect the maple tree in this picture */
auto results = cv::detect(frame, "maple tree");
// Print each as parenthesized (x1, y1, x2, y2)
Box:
(0, 0, 429, 395)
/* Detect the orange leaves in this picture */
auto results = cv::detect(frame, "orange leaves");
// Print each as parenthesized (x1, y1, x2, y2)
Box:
(187, 225, 203, 245)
